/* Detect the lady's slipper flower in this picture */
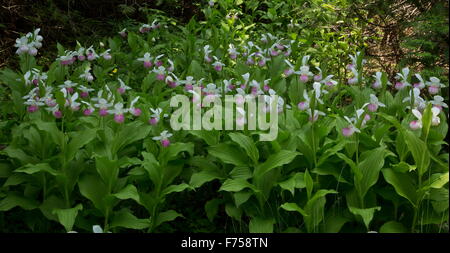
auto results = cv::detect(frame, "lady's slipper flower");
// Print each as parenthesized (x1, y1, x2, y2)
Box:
(24, 97, 44, 113)
(236, 107, 246, 126)
(139, 24, 152, 33)
(212, 56, 225, 71)
(426, 77, 445, 95)
(430, 95, 448, 112)
(342, 115, 361, 137)
(223, 79, 235, 93)
(263, 79, 271, 92)
(321, 75, 337, 87)
(108, 103, 128, 123)
(154, 54, 164, 67)
(58, 51, 77, 65)
(372, 72, 383, 89)
(167, 59, 175, 72)
(78, 85, 95, 98)
(180, 76, 195, 90)
(81, 101, 95, 116)
(67, 92, 81, 111)
(284, 60, 295, 76)
(128, 97, 141, 116)
(307, 109, 325, 122)
(246, 53, 256, 65)
(203, 45, 213, 63)
(151, 20, 160, 29)
(165, 73, 179, 88)
(46, 104, 62, 118)
(408, 108, 440, 129)
(228, 44, 239, 59)
(347, 67, 359, 85)
(118, 28, 127, 37)
(100, 49, 112, 60)
(79, 68, 94, 82)
(394, 68, 411, 90)
(403, 88, 426, 110)
(137, 53, 154, 68)
(152, 130, 173, 147)
(153, 66, 167, 81)
(413, 74, 426, 89)
(149, 108, 163, 125)
(314, 67, 323, 81)
(410, 109, 423, 130)
(93, 91, 114, 117)
(295, 55, 313, 82)
(298, 90, 310, 111)
(365, 94, 385, 112)
(117, 78, 131, 94)
(86, 46, 98, 61)
(348, 52, 366, 70)
(24, 68, 47, 86)
(58, 80, 77, 94)
(312, 82, 327, 104)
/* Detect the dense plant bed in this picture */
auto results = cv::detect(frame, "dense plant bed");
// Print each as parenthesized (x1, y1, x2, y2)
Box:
(0, 1, 448, 233)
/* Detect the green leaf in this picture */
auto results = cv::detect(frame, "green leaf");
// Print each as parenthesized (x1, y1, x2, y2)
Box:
(228, 132, 259, 164)
(189, 130, 219, 145)
(234, 191, 253, 207)
(254, 150, 299, 178)
(3, 146, 37, 165)
(402, 130, 430, 177)
(95, 156, 119, 189)
(382, 169, 418, 207)
(190, 169, 224, 188)
(208, 143, 248, 166)
(323, 213, 350, 233)
(379, 221, 408, 233)
(15, 163, 59, 176)
(66, 128, 97, 161)
(225, 203, 242, 221)
(78, 174, 108, 213)
(220, 178, 256, 192)
(110, 209, 151, 230)
(317, 140, 347, 166)
(392, 162, 416, 173)
(348, 206, 381, 230)
(249, 217, 275, 233)
(336, 152, 360, 179)
(160, 142, 194, 164)
(355, 147, 389, 201)
(230, 166, 252, 180)
(162, 183, 191, 196)
(280, 202, 308, 216)
(421, 103, 433, 141)
(142, 152, 161, 187)
(279, 172, 305, 196)
(205, 198, 222, 222)
(34, 120, 64, 147)
(304, 189, 337, 232)
(52, 204, 83, 232)
(154, 210, 182, 228)
(0, 192, 39, 211)
(113, 184, 140, 204)
(304, 169, 314, 200)
(111, 121, 151, 154)
(421, 172, 449, 191)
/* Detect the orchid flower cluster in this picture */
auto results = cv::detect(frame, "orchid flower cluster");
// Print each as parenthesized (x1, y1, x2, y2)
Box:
(202, 33, 294, 71)
(56, 45, 112, 65)
(17, 26, 448, 149)
(14, 28, 43, 56)
(139, 20, 161, 33)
